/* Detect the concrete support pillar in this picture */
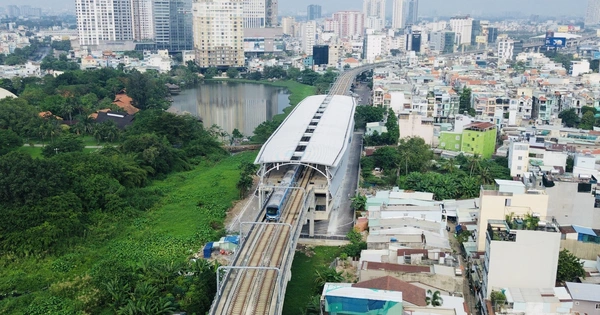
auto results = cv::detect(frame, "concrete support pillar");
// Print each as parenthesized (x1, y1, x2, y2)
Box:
(309, 209, 315, 237)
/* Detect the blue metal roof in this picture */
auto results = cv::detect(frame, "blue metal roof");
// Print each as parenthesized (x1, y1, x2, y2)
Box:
(572, 225, 597, 236)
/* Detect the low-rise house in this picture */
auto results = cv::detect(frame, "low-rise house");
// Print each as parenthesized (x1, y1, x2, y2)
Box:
(565, 282, 600, 314)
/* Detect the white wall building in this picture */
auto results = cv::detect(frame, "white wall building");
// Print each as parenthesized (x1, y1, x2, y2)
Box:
(301, 21, 317, 55)
(508, 141, 529, 177)
(363, 0, 385, 31)
(192, 0, 244, 67)
(363, 33, 385, 63)
(449, 16, 473, 46)
(571, 60, 591, 77)
(391, 0, 404, 30)
(398, 112, 434, 146)
(573, 154, 598, 178)
(483, 220, 561, 300)
(497, 38, 514, 62)
(585, 0, 600, 26)
(75, 0, 134, 46)
(131, 0, 154, 40)
(332, 11, 365, 38)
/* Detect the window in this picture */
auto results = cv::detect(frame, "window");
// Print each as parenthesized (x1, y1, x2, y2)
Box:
(455, 144, 459, 149)
(595, 303, 599, 309)
(441, 142, 446, 147)
(456, 135, 460, 140)
(517, 166, 522, 170)
(505, 199, 511, 206)
(518, 156, 523, 160)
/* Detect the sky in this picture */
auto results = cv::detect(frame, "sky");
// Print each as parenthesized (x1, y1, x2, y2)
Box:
(279, 0, 587, 17)
(2, 0, 589, 17)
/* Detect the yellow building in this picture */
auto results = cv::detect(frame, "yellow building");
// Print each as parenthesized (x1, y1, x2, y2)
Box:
(476, 179, 549, 251)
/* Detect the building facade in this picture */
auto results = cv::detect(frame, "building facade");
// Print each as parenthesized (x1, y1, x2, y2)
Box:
(76, 0, 134, 46)
(152, 0, 194, 52)
(586, 0, 600, 26)
(391, 0, 404, 29)
(405, 0, 418, 26)
(192, 0, 244, 68)
(243, 0, 277, 28)
(449, 16, 473, 46)
(313, 45, 329, 66)
(507, 141, 529, 177)
(301, 21, 317, 55)
(332, 11, 365, 38)
(461, 122, 497, 158)
(132, 0, 154, 40)
(363, 0, 385, 30)
(307, 4, 322, 21)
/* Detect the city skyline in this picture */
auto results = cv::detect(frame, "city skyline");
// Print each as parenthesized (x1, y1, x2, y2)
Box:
(3, 0, 589, 17)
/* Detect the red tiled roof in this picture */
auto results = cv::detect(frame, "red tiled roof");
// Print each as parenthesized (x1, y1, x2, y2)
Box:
(353, 276, 427, 306)
(361, 261, 431, 273)
(464, 122, 495, 130)
(559, 226, 576, 234)
(113, 92, 140, 115)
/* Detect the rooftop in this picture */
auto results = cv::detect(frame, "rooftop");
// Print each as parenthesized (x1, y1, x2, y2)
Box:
(352, 276, 427, 306)
(565, 282, 600, 302)
(486, 218, 560, 243)
(254, 95, 355, 168)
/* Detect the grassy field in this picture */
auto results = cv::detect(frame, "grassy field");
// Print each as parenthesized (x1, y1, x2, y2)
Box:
(282, 246, 342, 315)
(0, 151, 257, 313)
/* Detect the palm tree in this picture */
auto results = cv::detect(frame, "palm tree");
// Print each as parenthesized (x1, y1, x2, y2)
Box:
(426, 290, 444, 307)
(314, 268, 344, 292)
(467, 154, 481, 176)
(441, 158, 458, 174)
(479, 165, 494, 185)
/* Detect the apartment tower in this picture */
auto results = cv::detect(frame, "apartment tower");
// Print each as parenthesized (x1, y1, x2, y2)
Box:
(75, 0, 134, 45)
(392, 0, 404, 29)
(192, 0, 244, 68)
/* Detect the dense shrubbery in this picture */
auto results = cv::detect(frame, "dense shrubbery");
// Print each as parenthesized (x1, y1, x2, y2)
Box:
(360, 137, 511, 200)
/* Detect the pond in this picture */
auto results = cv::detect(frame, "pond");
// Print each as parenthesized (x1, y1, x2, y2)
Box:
(168, 81, 291, 136)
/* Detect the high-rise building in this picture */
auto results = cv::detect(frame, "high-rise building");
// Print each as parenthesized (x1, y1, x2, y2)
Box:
(362, 0, 385, 30)
(244, 0, 278, 28)
(391, 0, 404, 30)
(301, 21, 317, 54)
(332, 11, 365, 38)
(410, 30, 421, 52)
(586, 0, 600, 26)
(192, 0, 244, 68)
(449, 16, 473, 46)
(487, 27, 499, 43)
(313, 45, 329, 65)
(307, 4, 321, 21)
(471, 19, 481, 45)
(443, 31, 455, 54)
(153, 0, 194, 52)
(76, 0, 134, 46)
(405, 0, 418, 26)
(363, 32, 385, 63)
(132, 0, 154, 40)
(281, 17, 296, 36)
(7, 5, 20, 17)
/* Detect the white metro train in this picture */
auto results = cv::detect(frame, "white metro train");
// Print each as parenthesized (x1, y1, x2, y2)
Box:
(265, 166, 302, 221)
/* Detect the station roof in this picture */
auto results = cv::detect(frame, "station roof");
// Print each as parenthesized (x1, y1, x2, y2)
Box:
(255, 95, 355, 168)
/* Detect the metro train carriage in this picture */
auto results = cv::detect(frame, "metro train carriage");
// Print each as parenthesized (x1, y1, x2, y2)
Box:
(265, 166, 302, 221)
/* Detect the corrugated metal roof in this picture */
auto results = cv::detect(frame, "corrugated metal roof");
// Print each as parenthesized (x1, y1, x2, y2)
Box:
(255, 95, 355, 168)
(572, 225, 597, 236)
(566, 282, 600, 302)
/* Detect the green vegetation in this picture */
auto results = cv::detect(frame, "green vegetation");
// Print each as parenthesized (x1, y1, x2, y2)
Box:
(360, 137, 510, 199)
(559, 106, 600, 130)
(354, 105, 385, 129)
(490, 290, 507, 312)
(426, 290, 444, 307)
(556, 249, 585, 285)
(283, 246, 342, 315)
(459, 87, 475, 116)
(342, 228, 367, 258)
(363, 108, 399, 146)
(0, 151, 255, 314)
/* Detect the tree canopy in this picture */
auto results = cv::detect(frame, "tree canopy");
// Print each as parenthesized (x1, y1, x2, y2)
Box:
(556, 249, 585, 285)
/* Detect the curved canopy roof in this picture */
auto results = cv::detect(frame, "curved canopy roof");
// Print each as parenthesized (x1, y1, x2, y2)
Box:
(255, 95, 356, 168)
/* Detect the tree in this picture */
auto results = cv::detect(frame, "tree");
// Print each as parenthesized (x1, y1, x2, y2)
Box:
(350, 195, 367, 211)
(204, 67, 218, 79)
(0, 129, 23, 155)
(314, 268, 344, 294)
(566, 156, 574, 173)
(556, 249, 585, 285)
(425, 290, 443, 307)
(558, 108, 580, 128)
(397, 137, 433, 175)
(372, 146, 400, 170)
(459, 88, 472, 115)
(354, 106, 385, 129)
(490, 291, 506, 312)
(42, 134, 85, 157)
(579, 111, 595, 130)
(384, 109, 399, 145)
(226, 67, 239, 79)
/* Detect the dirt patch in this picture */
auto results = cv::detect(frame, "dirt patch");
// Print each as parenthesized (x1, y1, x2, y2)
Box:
(296, 244, 316, 257)
(224, 176, 258, 229)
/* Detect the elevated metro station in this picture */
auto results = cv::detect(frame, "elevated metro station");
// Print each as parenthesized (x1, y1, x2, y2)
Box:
(254, 94, 356, 234)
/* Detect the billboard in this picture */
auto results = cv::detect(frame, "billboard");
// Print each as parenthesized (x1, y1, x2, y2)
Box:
(545, 37, 567, 48)
(475, 35, 487, 44)
(593, 52, 600, 60)
(557, 25, 569, 33)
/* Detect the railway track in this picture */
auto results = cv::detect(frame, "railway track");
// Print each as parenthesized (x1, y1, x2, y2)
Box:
(211, 168, 313, 315)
